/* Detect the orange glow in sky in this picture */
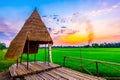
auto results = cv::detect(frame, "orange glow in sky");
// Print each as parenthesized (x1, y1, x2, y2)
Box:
(0, 0, 120, 46)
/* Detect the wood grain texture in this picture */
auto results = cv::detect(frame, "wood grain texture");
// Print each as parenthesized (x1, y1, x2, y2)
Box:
(9, 62, 106, 80)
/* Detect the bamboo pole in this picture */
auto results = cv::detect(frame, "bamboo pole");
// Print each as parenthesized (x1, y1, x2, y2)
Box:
(48, 44, 52, 63)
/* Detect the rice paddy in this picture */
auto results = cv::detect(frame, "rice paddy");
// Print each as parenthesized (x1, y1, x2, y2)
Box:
(1, 48, 120, 77)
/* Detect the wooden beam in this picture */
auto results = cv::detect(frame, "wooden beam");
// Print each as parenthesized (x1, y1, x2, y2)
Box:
(96, 62, 99, 77)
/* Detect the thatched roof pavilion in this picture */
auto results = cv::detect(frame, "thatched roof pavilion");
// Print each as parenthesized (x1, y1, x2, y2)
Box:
(5, 9, 53, 64)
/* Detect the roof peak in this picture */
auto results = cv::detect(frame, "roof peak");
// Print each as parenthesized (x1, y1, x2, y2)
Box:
(27, 8, 40, 21)
(33, 7, 39, 12)
(34, 7, 37, 10)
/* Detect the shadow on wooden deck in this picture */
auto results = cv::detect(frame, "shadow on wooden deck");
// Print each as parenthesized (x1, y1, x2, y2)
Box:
(9, 62, 106, 80)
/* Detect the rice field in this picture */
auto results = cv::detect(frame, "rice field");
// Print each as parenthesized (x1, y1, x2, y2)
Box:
(1, 48, 120, 77)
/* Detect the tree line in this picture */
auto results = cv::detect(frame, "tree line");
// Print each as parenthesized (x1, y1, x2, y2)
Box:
(53, 42, 120, 48)
(91, 42, 120, 48)
(1, 42, 120, 49)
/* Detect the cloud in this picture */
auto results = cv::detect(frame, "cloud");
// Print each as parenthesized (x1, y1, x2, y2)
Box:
(42, 12, 92, 45)
(0, 7, 31, 32)
(0, 7, 32, 46)
(0, 17, 16, 34)
(0, 31, 16, 47)
(0, 16, 19, 46)
(0, 40, 11, 47)
(102, 2, 108, 6)
(88, 2, 120, 16)
(95, 34, 120, 43)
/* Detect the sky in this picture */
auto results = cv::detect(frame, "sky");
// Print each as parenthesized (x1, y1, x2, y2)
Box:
(0, 0, 120, 46)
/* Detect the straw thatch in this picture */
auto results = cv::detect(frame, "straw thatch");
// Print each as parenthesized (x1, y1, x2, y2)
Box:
(5, 9, 53, 59)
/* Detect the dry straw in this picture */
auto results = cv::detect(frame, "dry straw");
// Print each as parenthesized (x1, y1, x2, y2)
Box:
(5, 9, 53, 59)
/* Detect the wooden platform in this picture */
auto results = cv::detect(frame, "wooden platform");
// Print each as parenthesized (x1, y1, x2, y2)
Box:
(9, 62, 106, 80)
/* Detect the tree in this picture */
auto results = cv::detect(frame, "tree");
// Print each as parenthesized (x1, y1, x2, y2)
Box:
(0, 43, 6, 50)
(92, 43, 99, 48)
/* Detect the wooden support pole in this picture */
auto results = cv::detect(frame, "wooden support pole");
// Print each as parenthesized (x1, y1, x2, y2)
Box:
(48, 44, 52, 63)
(45, 44, 46, 63)
(20, 54, 23, 63)
(34, 54, 36, 63)
(16, 57, 19, 68)
(47, 44, 50, 66)
(27, 41, 29, 70)
(45, 30, 47, 64)
(96, 62, 99, 77)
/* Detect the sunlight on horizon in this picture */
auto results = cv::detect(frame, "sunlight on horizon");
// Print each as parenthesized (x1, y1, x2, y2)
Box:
(0, 0, 120, 46)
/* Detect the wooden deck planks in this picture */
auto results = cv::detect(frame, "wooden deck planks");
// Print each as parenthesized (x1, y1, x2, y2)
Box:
(55, 68, 85, 80)
(25, 68, 106, 80)
(25, 67, 106, 80)
(9, 62, 60, 77)
(60, 67, 106, 80)
(9, 62, 106, 80)
(46, 71, 67, 80)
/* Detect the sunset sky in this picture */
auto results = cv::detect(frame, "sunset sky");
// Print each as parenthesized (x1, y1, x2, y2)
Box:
(0, 0, 120, 46)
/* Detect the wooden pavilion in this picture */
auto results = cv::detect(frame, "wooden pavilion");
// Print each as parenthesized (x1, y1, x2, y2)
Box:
(4, 9, 106, 80)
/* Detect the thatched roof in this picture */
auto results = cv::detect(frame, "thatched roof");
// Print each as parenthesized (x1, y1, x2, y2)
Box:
(5, 9, 53, 59)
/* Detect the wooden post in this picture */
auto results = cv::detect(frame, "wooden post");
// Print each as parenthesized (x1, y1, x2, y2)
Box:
(16, 57, 18, 68)
(48, 44, 50, 66)
(80, 48, 83, 71)
(63, 56, 66, 66)
(45, 44, 46, 63)
(48, 44, 52, 63)
(96, 62, 99, 76)
(27, 41, 29, 70)
(20, 54, 23, 63)
(34, 54, 36, 63)
(45, 30, 47, 63)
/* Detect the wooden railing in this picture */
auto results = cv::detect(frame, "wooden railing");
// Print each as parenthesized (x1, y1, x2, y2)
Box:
(63, 56, 120, 79)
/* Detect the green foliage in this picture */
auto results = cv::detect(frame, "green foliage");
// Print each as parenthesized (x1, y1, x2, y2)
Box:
(0, 50, 16, 72)
(0, 43, 6, 50)
(92, 43, 99, 48)
(91, 42, 120, 48)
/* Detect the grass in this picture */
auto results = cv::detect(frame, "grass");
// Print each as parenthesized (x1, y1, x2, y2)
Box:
(1, 48, 120, 77)
(0, 50, 16, 72)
